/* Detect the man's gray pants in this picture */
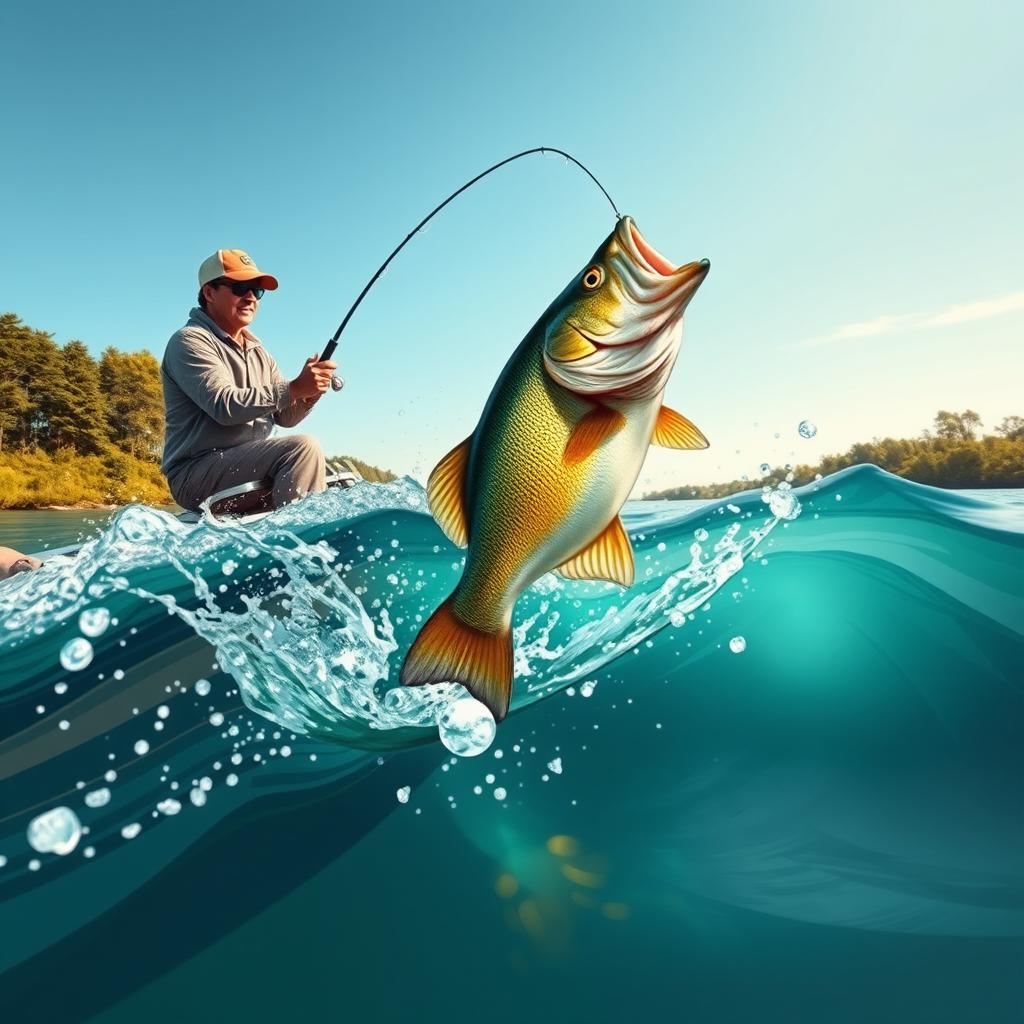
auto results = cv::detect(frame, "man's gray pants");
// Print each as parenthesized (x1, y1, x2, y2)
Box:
(167, 436, 326, 512)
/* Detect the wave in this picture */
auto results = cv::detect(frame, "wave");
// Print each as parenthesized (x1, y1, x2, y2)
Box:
(0, 465, 1022, 998)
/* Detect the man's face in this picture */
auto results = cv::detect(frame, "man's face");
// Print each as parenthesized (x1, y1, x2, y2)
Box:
(204, 278, 261, 335)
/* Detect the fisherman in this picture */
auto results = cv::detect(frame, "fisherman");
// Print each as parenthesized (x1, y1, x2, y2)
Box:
(161, 250, 337, 511)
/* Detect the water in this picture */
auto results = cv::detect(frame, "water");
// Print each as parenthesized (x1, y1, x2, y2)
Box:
(0, 469, 1022, 1022)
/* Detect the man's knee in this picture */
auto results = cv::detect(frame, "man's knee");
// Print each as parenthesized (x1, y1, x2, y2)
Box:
(282, 434, 323, 465)
(275, 434, 326, 498)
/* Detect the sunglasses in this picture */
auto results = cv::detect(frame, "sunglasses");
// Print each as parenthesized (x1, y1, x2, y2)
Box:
(213, 279, 265, 300)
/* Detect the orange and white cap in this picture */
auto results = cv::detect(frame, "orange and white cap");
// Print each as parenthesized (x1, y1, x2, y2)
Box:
(198, 250, 279, 290)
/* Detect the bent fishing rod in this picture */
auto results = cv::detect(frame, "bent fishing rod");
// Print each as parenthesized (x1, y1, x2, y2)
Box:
(319, 146, 620, 388)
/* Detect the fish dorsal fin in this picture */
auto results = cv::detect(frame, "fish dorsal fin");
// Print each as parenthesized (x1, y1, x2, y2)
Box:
(652, 406, 709, 449)
(427, 438, 471, 547)
(554, 516, 635, 586)
(564, 406, 627, 466)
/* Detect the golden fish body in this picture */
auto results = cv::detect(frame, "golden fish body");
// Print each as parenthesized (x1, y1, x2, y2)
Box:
(401, 217, 710, 720)
(454, 344, 657, 631)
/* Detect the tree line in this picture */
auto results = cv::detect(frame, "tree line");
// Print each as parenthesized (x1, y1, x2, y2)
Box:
(646, 410, 1024, 500)
(0, 312, 393, 508)
(0, 313, 164, 459)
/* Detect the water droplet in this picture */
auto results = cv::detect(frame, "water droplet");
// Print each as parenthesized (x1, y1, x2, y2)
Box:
(493, 787, 507, 801)
(54, 682, 68, 695)
(60, 637, 94, 672)
(157, 798, 181, 816)
(760, 463, 770, 474)
(121, 823, 141, 840)
(221, 559, 237, 576)
(194, 679, 211, 697)
(84, 788, 111, 808)
(437, 697, 496, 757)
(396, 786, 411, 804)
(134, 739, 150, 756)
(226, 773, 239, 787)
(765, 485, 802, 521)
(209, 712, 224, 727)
(547, 757, 563, 775)
(78, 607, 111, 638)
(798, 420, 817, 439)
(694, 528, 709, 542)
(580, 681, 596, 698)
(28, 807, 82, 855)
(189, 788, 207, 807)
(729, 636, 747, 654)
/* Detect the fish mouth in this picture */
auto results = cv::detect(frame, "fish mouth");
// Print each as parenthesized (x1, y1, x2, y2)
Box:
(620, 216, 710, 295)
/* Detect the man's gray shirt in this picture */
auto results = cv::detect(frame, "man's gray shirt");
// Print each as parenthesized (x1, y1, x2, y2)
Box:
(160, 308, 312, 482)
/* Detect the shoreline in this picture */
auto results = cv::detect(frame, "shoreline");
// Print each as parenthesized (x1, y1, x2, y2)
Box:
(1, 502, 179, 513)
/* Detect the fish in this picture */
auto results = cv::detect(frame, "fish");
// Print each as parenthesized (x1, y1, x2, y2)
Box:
(400, 216, 710, 721)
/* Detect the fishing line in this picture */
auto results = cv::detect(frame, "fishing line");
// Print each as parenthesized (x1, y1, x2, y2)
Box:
(319, 147, 620, 367)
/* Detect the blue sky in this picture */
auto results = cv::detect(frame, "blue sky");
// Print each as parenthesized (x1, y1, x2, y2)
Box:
(1, 0, 1021, 490)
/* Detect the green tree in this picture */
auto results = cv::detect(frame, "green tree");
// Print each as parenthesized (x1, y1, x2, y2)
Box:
(0, 312, 63, 449)
(37, 340, 109, 454)
(939, 443, 984, 488)
(933, 409, 982, 442)
(99, 348, 165, 460)
(994, 415, 1024, 441)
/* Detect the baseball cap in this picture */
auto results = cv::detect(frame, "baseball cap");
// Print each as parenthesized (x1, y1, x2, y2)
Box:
(198, 250, 279, 290)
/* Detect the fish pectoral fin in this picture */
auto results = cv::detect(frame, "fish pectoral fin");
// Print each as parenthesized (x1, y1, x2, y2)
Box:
(652, 406, 709, 450)
(554, 516, 635, 587)
(427, 437, 471, 547)
(564, 406, 627, 467)
(401, 597, 514, 722)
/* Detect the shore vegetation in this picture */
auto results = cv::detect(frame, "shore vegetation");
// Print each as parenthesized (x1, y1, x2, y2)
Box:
(645, 410, 1024, 500)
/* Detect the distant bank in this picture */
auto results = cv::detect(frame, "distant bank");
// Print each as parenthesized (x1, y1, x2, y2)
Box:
(645, 410, 1024, 500)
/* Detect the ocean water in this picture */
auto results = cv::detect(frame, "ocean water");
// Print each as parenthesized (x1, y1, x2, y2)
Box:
(1, 466, 1022, 1022)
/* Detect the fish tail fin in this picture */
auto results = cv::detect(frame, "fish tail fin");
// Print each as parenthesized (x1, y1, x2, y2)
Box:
(401, 596, 513, 722)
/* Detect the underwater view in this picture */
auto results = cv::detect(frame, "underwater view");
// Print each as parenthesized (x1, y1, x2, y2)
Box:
(1, 465, 1022, 1022)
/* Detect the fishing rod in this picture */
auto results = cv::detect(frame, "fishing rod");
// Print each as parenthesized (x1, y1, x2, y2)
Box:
(319, 146, 620, 388)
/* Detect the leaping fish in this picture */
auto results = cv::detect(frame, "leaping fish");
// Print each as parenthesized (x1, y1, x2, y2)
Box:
(401, 217, 710, 721)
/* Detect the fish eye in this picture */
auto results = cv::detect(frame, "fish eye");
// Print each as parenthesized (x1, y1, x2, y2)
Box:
(581, 266, 603, 291)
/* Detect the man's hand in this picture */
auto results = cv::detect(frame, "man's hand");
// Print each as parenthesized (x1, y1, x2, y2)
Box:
(289, 353, 338, 403)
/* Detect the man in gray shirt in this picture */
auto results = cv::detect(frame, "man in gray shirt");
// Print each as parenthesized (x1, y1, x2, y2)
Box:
(161, 249, 337, 512)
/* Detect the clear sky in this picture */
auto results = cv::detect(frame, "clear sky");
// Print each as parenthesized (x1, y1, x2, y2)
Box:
(2, 0, 1021, 492)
